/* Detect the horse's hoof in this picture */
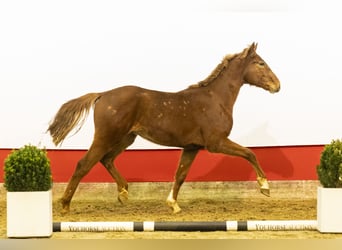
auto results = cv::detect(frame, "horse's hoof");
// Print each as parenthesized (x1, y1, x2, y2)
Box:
(61, 204, 70, 215)
(60, 199, 70, 214)
(172, 204, 182, 214)
(118, 189, 129, 204)
(166, 200, 182, 214)
(261, 187, 270, 197)
(61, 207, 70, 215)
(257, 177, 270, 197)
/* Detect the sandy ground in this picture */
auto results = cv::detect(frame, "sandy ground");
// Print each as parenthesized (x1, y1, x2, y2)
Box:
(1, 181, 342, 239)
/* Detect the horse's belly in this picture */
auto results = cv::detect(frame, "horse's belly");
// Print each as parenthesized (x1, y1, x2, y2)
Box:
(136, 130, 182, 147)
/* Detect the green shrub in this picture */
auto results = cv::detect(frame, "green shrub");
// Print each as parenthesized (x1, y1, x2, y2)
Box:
(3, 145, 52, 191)
(317, 139, 342, 188)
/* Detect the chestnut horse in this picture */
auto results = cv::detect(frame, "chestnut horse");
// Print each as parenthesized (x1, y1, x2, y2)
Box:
(48, 43, 280, 213)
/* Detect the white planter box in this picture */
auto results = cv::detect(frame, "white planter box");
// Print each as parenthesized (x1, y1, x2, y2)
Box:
(7, 190, 53, 238)
(317, 186, 342, 233)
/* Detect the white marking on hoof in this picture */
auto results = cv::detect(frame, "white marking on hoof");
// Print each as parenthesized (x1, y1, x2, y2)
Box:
(166, 190, 182, 214)
(257, 177, 270, 197)
(118, 188, 128, 204)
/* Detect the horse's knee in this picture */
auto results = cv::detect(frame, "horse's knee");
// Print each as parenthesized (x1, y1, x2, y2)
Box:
(244, 148, 257, 161)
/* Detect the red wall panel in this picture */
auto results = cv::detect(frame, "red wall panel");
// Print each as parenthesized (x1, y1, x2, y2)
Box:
(0, 145, 323, 183)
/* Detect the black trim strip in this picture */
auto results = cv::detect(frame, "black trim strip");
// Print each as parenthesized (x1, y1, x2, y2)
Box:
(237, 221, 248, 231)
(154, 221, 227, 232)
(53, 222, 61, 232)
(134, 222, 144, 231)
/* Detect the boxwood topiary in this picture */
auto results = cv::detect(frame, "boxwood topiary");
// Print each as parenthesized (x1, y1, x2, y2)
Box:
(317, 139, 342, 188)
(3, 144, 52, 191)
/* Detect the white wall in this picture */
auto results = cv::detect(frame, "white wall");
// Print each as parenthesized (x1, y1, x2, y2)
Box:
(0, 0, 341, 149)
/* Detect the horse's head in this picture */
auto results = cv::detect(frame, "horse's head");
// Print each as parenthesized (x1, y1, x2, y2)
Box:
(242, 43, 280, 93)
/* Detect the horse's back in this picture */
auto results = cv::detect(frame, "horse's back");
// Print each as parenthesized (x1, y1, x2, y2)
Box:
(93, 85, 166, 127)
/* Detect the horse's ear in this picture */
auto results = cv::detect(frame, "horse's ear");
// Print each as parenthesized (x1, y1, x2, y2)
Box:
(252, 42, 258, 51)
(247, 42, 258, 57)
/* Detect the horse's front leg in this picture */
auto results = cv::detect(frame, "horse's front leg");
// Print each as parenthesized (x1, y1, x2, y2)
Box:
(208, 138, 270, 197)
(166, 148, 199, 213)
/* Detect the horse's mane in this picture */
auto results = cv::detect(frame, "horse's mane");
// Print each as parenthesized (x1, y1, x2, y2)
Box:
(188, 46, 250, 89)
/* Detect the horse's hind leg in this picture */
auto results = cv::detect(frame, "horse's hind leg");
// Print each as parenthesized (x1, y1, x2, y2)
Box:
(166, 148, 199, 213)
(60, 142, 109, 213)
(208, 138, 270, 197)
(100, 134, 137, 204)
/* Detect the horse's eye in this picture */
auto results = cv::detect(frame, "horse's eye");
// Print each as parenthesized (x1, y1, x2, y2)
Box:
(258, 61, 265, 66)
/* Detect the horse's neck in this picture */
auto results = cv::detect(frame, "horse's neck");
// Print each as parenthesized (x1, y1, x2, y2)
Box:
(209, 64, 244, 109)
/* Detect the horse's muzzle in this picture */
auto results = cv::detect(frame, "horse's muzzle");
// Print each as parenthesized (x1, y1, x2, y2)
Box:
(269, 83, 280, 93)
